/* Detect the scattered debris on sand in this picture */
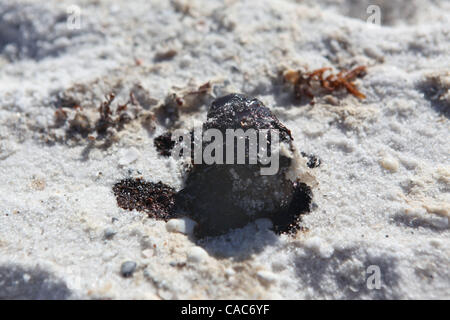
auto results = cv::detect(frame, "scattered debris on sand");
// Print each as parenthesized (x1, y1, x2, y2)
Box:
(113, 178, 176, 220)
(154, 81, 213, 128)
(154, 132, 175, 157)
(113, 94, 315, 237)
(283, 66, 367, 104)
(50, 86, 156, 147)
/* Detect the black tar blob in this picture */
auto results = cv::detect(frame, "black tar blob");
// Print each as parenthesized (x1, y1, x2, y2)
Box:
(176, 94, 312, 237)
(113, 94, 313, 238)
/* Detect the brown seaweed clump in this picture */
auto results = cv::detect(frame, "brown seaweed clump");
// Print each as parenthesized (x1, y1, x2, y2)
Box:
(284, 66, 367, 104)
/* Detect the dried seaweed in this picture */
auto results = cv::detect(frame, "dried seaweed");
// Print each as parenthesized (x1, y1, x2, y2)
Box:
(284, 66, 367, 105)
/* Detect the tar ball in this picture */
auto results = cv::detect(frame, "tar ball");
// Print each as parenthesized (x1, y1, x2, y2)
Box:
(176, 94, 313, 237)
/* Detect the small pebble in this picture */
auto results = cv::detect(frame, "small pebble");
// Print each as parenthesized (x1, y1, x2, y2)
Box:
(399, 156, 418, 170)
(120, 261, 137, 277)
(23, 273, 31, 282)
(224, 268, 235, 276)
(187, 246, 209, 263)
(256, 270, 277, 286)
(165, 217, 197, 235)
(104, 228, 117, 240)
(380, 156, 399, 172)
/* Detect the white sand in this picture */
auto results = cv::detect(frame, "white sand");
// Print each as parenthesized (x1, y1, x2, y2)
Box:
(0, 0, 449, 299)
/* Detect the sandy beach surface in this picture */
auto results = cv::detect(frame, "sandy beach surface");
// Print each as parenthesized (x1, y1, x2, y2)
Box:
(0, 0, 449, 299)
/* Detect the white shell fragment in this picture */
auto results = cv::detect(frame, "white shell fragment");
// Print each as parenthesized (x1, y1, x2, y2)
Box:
(165, 217, 197, 235)
(256, 270, 277, 286)
(380, 156, 399, 172)
(187, 246, 209, 263)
